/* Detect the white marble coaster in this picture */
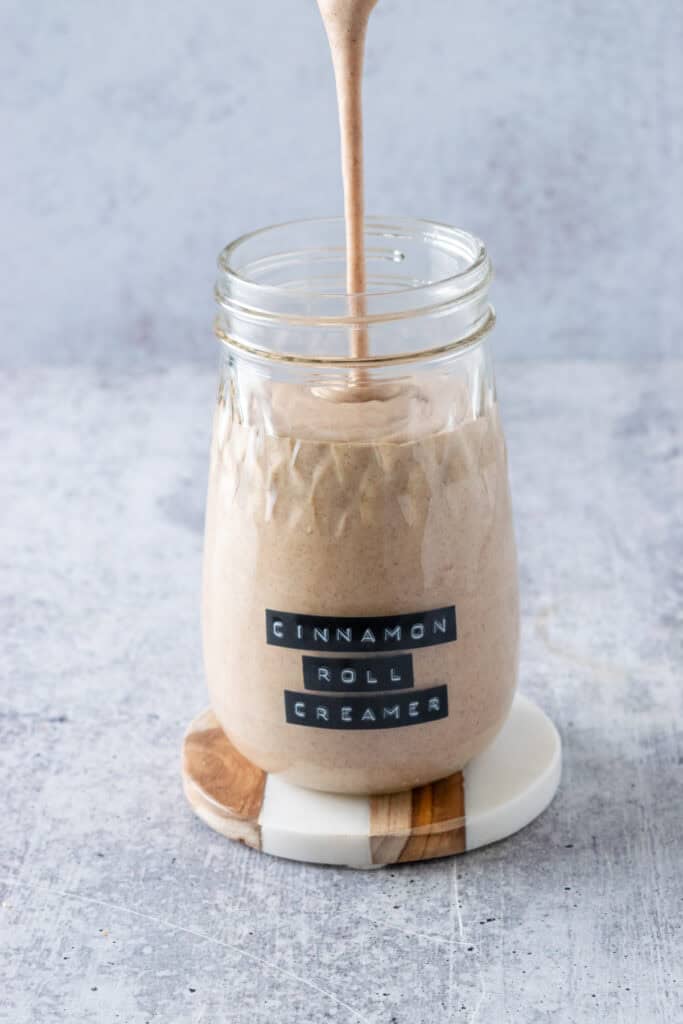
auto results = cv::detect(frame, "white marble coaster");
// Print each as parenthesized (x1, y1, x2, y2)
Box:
(182, 694, 561, 869)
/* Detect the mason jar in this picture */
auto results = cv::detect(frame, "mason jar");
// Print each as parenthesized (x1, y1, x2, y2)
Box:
(202, 217, 519, 795)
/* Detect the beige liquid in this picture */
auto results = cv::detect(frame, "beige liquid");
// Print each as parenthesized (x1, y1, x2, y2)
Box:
(203, 380, 519, 794)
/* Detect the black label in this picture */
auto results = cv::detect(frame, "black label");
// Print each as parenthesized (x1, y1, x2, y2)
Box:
(266, 607, 456, 652)
(284, 685, 448, 730)
(302, 654, 413, 692)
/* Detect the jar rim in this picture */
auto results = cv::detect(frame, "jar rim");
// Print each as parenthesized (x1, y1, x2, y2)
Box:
(215, 216, 493, 366)
(215, 307, 496, 367)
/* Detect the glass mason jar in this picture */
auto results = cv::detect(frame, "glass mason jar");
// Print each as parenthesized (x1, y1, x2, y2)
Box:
(203, 217, 519, 795)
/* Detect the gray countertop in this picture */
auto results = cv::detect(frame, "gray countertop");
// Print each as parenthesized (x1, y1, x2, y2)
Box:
(2, 359, 681, 1023)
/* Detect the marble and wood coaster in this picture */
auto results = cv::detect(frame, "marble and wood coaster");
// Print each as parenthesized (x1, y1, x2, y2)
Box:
(182, 694, 561, 869)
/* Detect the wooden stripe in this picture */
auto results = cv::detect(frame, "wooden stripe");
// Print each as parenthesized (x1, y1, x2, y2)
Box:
(369, 789, 412, 865)
(399, 772, 466, 862)
(182, 711, 265, 851)
(369, 771, 466, 865)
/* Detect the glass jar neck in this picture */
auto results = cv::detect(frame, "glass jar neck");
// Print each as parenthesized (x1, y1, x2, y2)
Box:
(214, 217, 493, 367)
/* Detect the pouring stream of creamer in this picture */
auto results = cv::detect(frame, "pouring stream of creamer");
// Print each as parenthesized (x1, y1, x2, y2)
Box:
(316, 0, 379, 360)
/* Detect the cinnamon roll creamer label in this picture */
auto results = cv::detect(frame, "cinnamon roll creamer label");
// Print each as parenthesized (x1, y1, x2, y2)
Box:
(268, 606, 455, 731)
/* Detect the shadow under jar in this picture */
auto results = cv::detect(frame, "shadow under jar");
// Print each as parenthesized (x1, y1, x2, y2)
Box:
(203, 217, 519, 795)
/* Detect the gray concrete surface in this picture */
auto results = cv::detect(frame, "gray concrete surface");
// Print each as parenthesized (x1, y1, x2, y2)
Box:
(2, 0, 683, 367)
(2, 359, 681, 1022)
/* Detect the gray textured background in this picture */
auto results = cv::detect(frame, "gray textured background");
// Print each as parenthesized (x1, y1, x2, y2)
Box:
(2, 4, 683, 1022)
(2, 0, 682, 368)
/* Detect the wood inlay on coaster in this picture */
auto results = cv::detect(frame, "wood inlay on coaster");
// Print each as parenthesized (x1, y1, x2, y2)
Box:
(369, 774, 465, 865)
(182, 709, 266, 852)
(181, 695, 562, 869)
